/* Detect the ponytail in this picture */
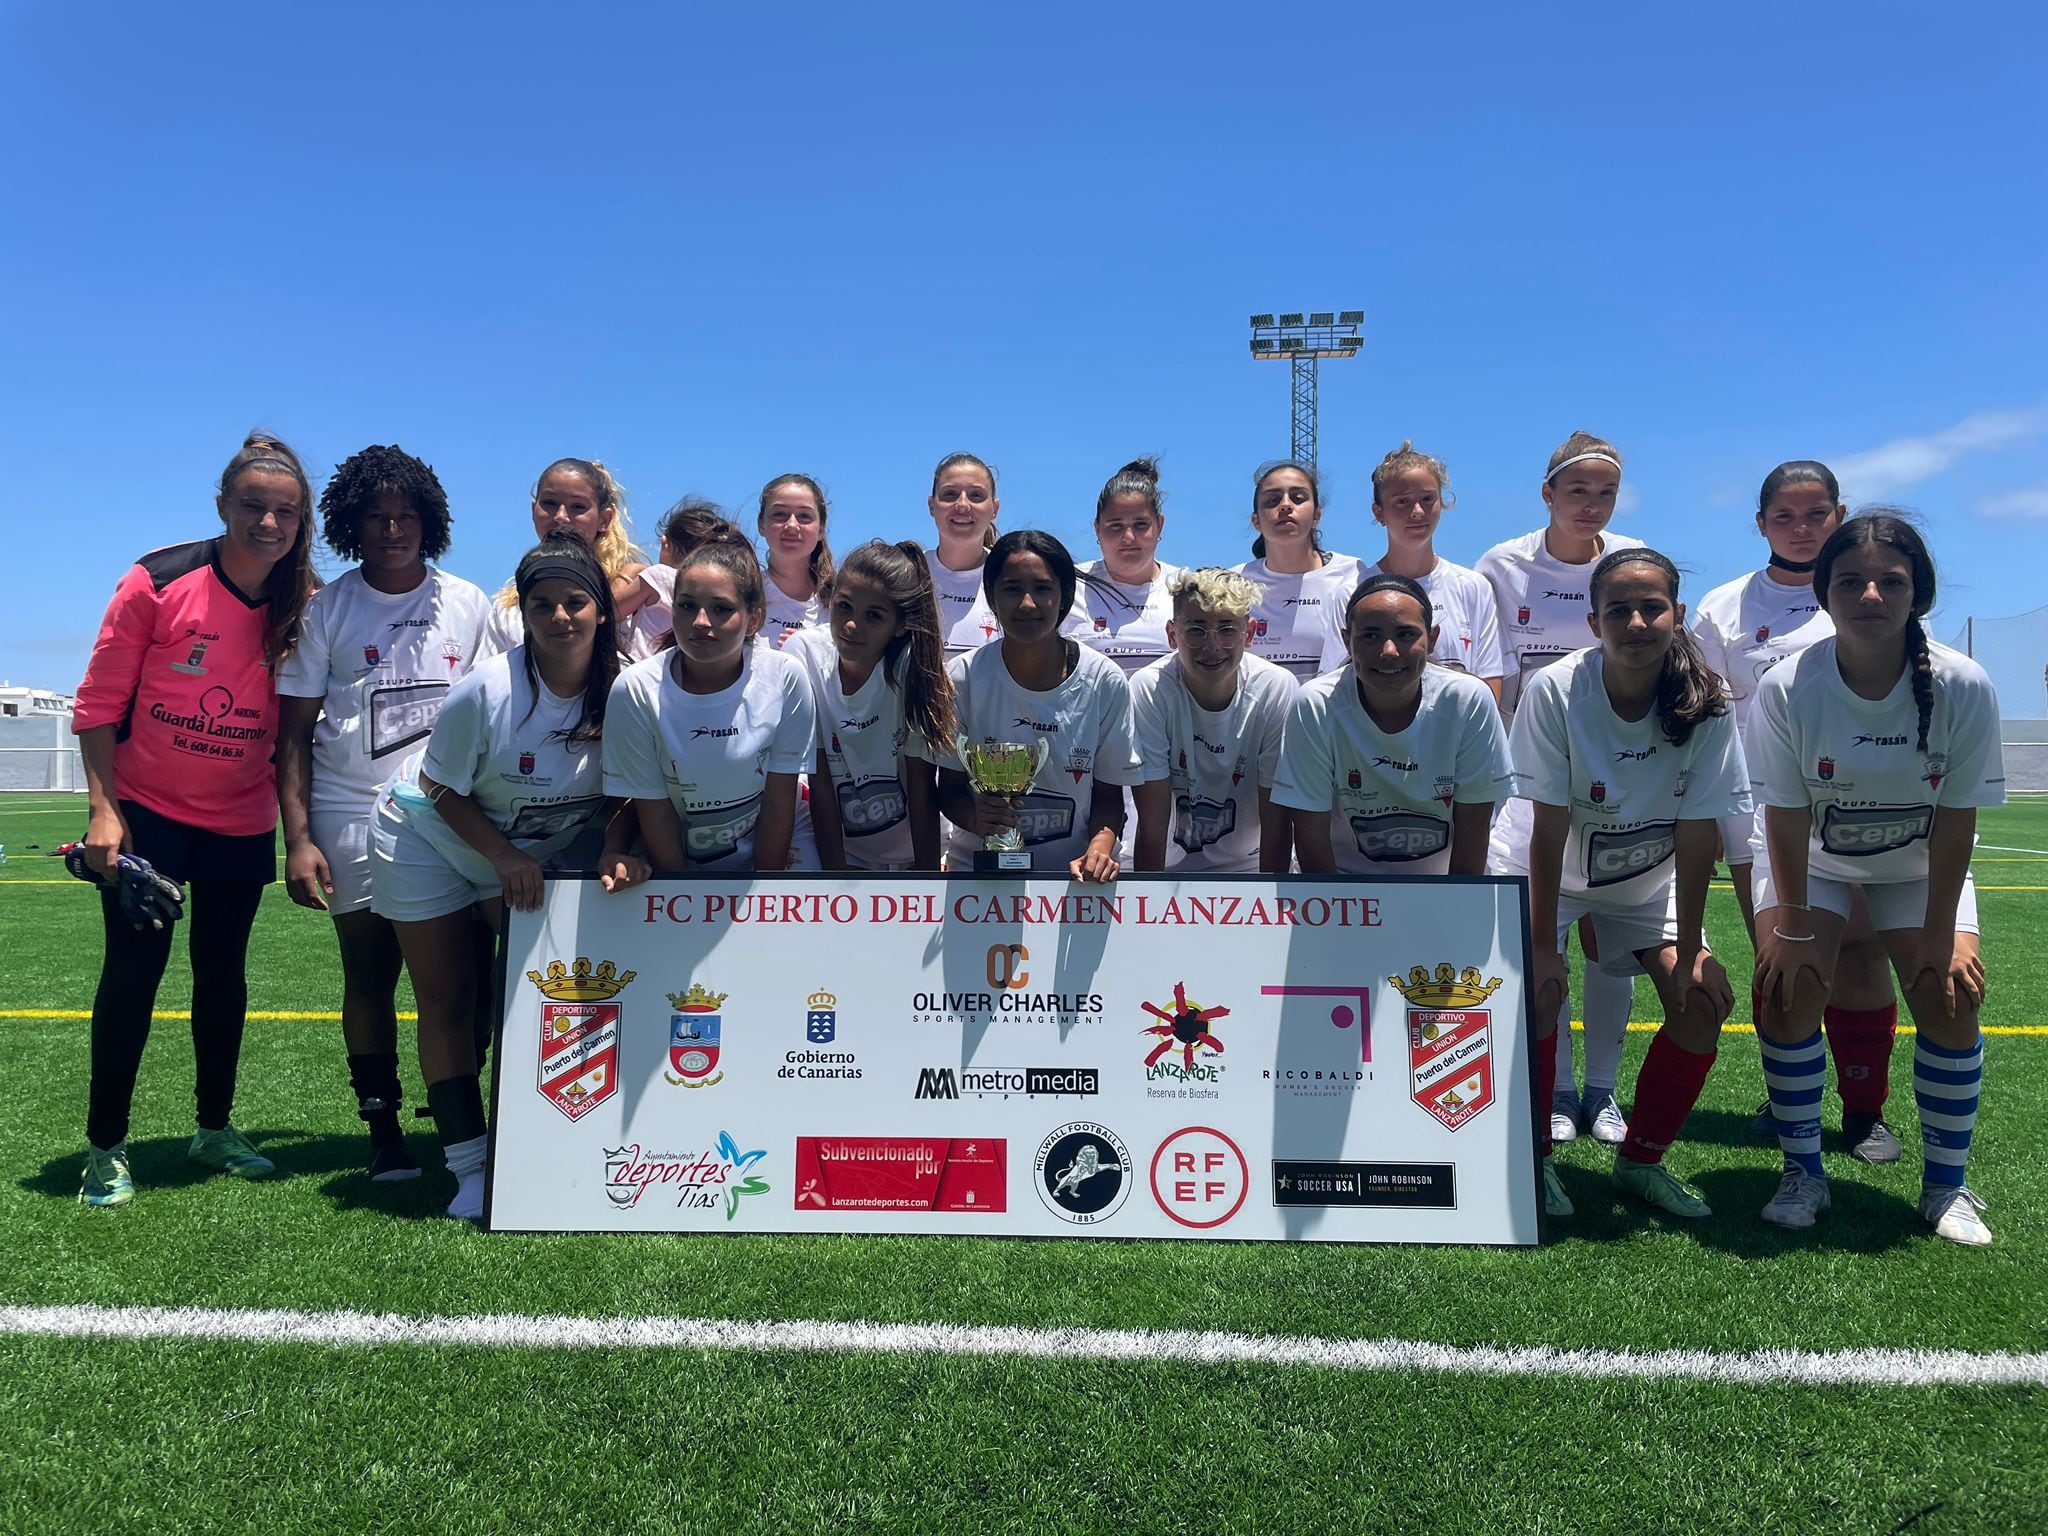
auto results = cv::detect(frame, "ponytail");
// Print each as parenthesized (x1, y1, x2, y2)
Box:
(836, 539, 957, 751)
(1589, 548, 1727, 747)
(217, 430, 318, 665)
(1906, 614, 1935, 752)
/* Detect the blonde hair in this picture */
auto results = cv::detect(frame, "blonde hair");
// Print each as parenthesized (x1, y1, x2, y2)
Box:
(1371, 440, 1455, 508)
(497, 457, 647, 608)
(1169, 566, 1258, 621)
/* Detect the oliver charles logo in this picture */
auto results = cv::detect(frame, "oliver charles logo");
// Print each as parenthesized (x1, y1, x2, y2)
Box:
(527, 957, 636, 1121)
(1386, 963, 1503, 1132)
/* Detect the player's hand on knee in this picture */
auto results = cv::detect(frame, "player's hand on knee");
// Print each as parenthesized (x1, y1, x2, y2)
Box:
(1684, 949, 1734, 1023)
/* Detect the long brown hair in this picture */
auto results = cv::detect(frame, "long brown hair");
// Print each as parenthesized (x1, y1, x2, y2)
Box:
(1589, 549, 1726, 746)
(216, 430, 318, 665)
(830, 539, 956, 750)
(759, 473, 837, 591)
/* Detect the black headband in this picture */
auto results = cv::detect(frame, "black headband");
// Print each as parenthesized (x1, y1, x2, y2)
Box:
(517, 559, 605, 604)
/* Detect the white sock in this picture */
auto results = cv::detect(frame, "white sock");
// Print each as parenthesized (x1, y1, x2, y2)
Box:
(1579, 964, 1632, 1096)
(443, 1134, 488, 1220)
(1551, 1004, 1579, 1105)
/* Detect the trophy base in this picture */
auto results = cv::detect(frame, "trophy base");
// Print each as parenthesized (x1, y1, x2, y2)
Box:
(971, 848, 1033, 874)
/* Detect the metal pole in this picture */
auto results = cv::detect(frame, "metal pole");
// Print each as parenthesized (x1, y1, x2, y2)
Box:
(1291, 355, 1318, 469)
(1966, 616, 1973, 657)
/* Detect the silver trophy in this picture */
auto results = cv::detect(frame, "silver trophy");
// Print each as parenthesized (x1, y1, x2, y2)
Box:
(958, 737, 1050, 872)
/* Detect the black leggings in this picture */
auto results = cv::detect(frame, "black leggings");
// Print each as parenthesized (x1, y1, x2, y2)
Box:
(86, 881, 265, 1148)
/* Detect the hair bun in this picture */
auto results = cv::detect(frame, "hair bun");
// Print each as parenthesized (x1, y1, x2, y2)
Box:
(1118, 456, 1160, 482)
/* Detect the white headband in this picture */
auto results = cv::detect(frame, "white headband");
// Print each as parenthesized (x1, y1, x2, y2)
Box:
(1545, 451, 1621, 484)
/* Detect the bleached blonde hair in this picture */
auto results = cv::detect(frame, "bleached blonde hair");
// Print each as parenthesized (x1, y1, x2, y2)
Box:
(1169, 566, 1258, 620)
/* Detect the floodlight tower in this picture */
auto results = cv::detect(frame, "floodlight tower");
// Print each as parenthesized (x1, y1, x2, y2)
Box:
(1248, 310, 1364, 469)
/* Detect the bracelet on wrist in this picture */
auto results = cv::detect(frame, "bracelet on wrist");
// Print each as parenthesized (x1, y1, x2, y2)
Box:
(1771, 928, 1816, 942)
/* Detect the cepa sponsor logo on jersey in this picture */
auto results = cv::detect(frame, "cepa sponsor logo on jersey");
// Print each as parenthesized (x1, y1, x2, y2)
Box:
(1348, 810, 1449, 862)
(1011, 791, 1077, 846)
(1173, 794, 1237, 853)
(1819, 802, 1934, 858)
(1585, 819, 1677, 887)
(836, 776, 908, 838)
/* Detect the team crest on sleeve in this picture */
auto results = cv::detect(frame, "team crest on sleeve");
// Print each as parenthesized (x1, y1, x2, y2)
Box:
(1923, 754, 1948, 792)
(666, 983, 728, 1088)
(1589, 780, 1606, 804)
(518, 750, 536, 775)
(443, 641, 462, 671)
(1434, 774, 1456, 808)
(1347, 768, 1362, 790)
(1093, 616, 1108, 631)
(363, 644, 380, 666)
(1388, 964, 1503, 1131)
(526, 958, 634, 1121)
(1755, 625, 1771, 643)
(1516, 605, 1531, 625)
(1817, 756, 1834, 782)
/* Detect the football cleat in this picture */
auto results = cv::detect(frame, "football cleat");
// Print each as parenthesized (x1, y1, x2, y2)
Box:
(1760, 1167, 1831, 1229)
(80, 1142, 134, 1207)
(188, 1126, 274, 1179)
(1614, 1157, 1712, 1219)
(1920, 1185, 1993, 1248)
(1583, 1089, 1629, 1146)
(1550, 1093, 1581, 1146)
(1843, 1113, 1903, 1165)
(1543, 1156, 1574, 1219)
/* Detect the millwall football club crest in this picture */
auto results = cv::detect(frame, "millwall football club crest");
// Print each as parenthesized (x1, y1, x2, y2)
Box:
(1388, 963, 1503, 1132)
(666, 983, 728, 1087)
(525, 957, 635, 1121)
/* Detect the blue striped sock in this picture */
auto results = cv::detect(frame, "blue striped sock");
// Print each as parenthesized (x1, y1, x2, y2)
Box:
(1760, 1028, 1827, 1178)
(1915, 1035, 1983, 1191)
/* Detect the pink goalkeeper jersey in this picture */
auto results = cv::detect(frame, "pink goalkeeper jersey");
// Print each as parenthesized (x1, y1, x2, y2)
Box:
(73, 539, 285, 836)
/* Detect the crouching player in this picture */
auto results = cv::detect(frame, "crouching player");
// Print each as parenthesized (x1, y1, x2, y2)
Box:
(1272, 574, 1509, 877)
(1509, 550, 1750, 1220)
(1751, 514, 2005, 1244)
(1129, 568, 1297, 873)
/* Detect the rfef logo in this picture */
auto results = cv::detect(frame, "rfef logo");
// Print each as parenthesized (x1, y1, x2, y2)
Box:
(1149, 1126, 1248, 1228)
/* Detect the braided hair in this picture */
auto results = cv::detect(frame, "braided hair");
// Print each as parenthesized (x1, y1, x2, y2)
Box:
(1812, 512, 1939, 751)
(1588, 549, 1728, 746)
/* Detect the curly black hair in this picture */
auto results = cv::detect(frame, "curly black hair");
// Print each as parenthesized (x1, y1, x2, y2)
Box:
(318, 444, 452, 562)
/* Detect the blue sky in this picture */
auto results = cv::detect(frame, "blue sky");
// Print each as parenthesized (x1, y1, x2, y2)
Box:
(5, 2, 2045, 710)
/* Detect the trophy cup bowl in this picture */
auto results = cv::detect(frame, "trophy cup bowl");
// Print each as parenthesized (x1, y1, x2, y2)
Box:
(958, 738, 1050, 872)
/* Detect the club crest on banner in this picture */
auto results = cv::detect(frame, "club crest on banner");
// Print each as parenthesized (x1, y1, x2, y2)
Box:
(666, 982, 729, 1087)
(1386, 963, 1504, 1131)
(526, 957, 635, 1121)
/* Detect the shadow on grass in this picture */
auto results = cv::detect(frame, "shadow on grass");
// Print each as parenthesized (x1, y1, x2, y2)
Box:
(21, 1129, 451, 1220)
(1542, 1151, 1923, 1257)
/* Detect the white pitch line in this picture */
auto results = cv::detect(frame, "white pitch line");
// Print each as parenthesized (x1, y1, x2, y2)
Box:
(1979, 845, 2048, 855)
(1, 1304, 2043, 1389)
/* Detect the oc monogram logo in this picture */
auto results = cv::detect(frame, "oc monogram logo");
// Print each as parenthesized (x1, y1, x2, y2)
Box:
(986, 943, 1030, 989)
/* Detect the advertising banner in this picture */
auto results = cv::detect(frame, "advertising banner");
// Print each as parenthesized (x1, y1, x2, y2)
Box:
(488, 874, 1539, 1244)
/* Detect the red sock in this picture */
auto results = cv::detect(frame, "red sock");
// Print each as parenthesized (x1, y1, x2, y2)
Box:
(1824, 1004, 1897, 1116)
(1619, 1033, 1716, 1166)
(1534, 1028, 1559, 1158)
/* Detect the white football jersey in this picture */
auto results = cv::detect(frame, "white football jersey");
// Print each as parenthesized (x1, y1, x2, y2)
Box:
(1064, 561, 1183, 675)
(1474, 527, 1645, 715)
(1232, 553, 1362, 679)
(408, 648, 608, 859)
(1750, 638, 2005, 885)
(917, 642, 1141, 869)
(277, 568, 495, 813)
(1687, 570, 1832, 744)
(763, 575, 824, 652)
(924, 549, 1000, 658)
(603, 646, 816, 871)
(785, 628, 927, 870)
(1508, 648, 1751, 907)
(1272, 665, 1512, 875)
(1131, 652, 1297, 872)
(1348, 557, 1505, 681)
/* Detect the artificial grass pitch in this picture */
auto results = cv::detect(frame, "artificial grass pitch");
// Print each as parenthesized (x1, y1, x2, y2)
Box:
(3, 793, 2045, 1533)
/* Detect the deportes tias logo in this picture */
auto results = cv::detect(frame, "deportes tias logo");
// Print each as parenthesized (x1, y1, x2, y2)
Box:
(1140, 980, 1229, 1098)
(602, 1132, 769, 1220)
(914, 1065, 1100, 1100)
(1034, 1123, 1131, 1225)
(665, 982, 728, 1088)
(1387, 964, 1503, 1132)
(527, 958, 635, 1121)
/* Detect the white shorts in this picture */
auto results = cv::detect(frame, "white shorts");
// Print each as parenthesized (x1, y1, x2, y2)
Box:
(369, 792, 502, 924)
(1486, 797, 1532, 878)
(1751, 852, 1980, 936)
(1718, 812, 1757, 868)
(1550, 887, 1687, 977)
(309, 803, 377, 916)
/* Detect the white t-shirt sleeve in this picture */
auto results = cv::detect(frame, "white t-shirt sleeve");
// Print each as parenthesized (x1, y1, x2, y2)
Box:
(1093, 667, 1142, 787)
(1750, 668, 1806, 809)
(1132, 667, 1173, 785)
(1687, 601, 1730, 688)
(1270, 688, 1335, 813)
(1468, 586, 1505, 681)
(420, 671, 489, 797)
(601, 669, 669, 801)
(1939, 666, 2007, 808)
(1455, 684, 1514, 803)
(1682, 710, 1753, 820)
(1254, 669, 1295, 789)
(276, 589, 331, 698)
(1508, 670, 1573, 805)
(768, 658, 817, 774)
